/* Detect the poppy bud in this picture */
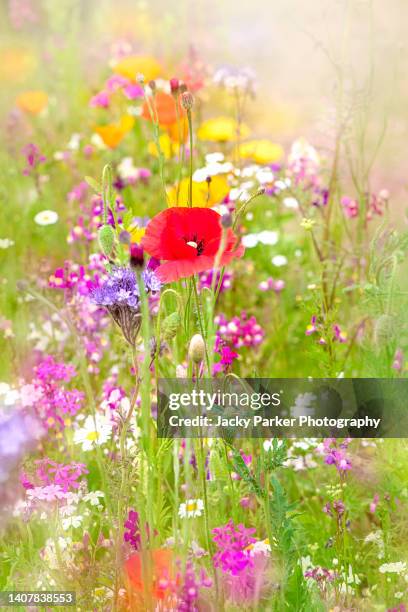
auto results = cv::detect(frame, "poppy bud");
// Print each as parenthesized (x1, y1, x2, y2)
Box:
(169, 78, 180, 94)
(149, 80, 156, 92)
(129, 243, 144, 269)
(188, 333, 206, 364)
(162, 312, 181, 342)
(98, 224, 115, 257)
(181, 91, 194, 111)
(179, 83, 187, 94)
(221, 212, 233, 229)
(119, 230, 131, 245)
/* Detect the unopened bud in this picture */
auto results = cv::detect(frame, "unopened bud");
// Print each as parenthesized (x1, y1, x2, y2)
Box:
(129, 243, 144, 269)
(169, 77, 180, 94)
(162, 312, 181, 342)
(221, 212, 233, 229)
(98, 224, 115, 257)
(181, 91, 194, 111)
(188, 333, 205, 364)
(149, 80, 156, 92)
(179, 83, 187, 94)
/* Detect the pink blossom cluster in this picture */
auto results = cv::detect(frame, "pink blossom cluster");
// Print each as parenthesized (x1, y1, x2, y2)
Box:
(316, 438, 352, 472)
(27, 355, 84, 430)
(341, 190, 389, 221)
(215, 313, 265, 349)
(258, 277, 285, 293)
(212, 520, 256, 575)
(89, 74, 143, 110)
(21, 458, 88, 493)
(304, 566, 338, 583)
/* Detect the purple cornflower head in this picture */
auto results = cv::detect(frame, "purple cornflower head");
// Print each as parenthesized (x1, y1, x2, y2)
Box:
(92, 266, 161, 345)
(392, 349, 404, 373)
(215, 313, 265, 349)
(212, 520, 256, 576)
(258, 277, 285, 293)
(316, 438, 352, 472)
(175, 560, 212, 611)
(199, 269, 233, 293)
(22, 143, 46, 176)
(124, 509, 141, 550)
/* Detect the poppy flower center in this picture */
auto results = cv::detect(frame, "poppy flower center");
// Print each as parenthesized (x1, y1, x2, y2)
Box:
(185, 236, 205, 255)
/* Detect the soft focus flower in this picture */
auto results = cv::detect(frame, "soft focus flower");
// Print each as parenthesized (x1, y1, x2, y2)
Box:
(141, 91, 184, 126)
(197, 117, 250, 142)
(379, 562, 407, 574)
(166, 176, 229, 208)
(94, 115, 134, 148)
(34, 210, 58, 226)
(178, 498, 204, 518)
(0, 238, 15, 249)
(73, 414, 113, 451)
(16, 90, 48, 114)
(125, 549, 173, 602)
(141, 207, 244, 283)
(113, 55, 162, 81)
(239, 140, 284, 164)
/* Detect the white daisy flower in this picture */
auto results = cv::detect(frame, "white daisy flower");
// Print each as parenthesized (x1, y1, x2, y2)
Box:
(178, 499, 204, 519)
(34, 210, 59, 226)
(73, 414, 112, 451)
(272, 254, 288, 267)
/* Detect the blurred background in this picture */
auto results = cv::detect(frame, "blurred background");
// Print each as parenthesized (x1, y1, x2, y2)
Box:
(1, 0, 407, 197)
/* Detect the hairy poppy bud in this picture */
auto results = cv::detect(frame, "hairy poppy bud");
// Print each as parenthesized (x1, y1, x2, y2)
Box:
(98, 224, 115, 257)
(188, 333, 205, 364)
(162, 312, 181, 342)
(149, 80, 156, 92)
(221, 212, 233, 229)
(181, 91, 194, 111)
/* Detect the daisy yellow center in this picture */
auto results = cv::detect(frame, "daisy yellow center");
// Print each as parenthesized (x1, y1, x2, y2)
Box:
(86, 431, 100, 441)
(186, 501, 197, 512)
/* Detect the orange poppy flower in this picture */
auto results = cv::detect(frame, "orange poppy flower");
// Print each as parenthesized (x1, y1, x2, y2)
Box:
(141, 91, 185, 127)
(94, 115, 134, 149)
(16, 90, 48, 115)
(124, 549, 174, 608)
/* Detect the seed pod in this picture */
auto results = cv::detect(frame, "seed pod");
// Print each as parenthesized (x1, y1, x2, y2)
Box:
(98, 224, 115, 257)
(162, 312, 181, 342)
(188, 333, 206, 364)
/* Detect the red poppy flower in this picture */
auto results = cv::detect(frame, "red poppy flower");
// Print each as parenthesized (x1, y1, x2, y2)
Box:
(141, 207, 244, 283)
(124, 549, 175, 609)
(141, 91, 184, 126)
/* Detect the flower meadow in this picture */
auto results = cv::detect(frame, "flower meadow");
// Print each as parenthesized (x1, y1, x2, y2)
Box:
(1, 2, 408, 611)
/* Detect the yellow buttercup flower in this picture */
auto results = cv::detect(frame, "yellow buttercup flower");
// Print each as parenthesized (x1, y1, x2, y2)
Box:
(197, 117, 250, 143)
(94, 115, 134, 149)
(16, 90, 48, 115)
(167, 176, 229, 207)
(148, 133, 179, 160)
(128, 224, 146, 244)
(238, 139, 284, 165)
(113, 55, 162, 82)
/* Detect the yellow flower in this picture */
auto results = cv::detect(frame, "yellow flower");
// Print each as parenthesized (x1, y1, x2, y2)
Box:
(197, 117, 250, 143)
(167, 176, 229, 207)
(94, 115, 134, 149)
(128, 224, 146, 244)
(238, 139, 284, 164)
(148, 133, 179, 160)
(16, 90, 48, 115)
(0, 47, 36, 82)
(113, 55, 162, 82)
(300, 218, 316, 231)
